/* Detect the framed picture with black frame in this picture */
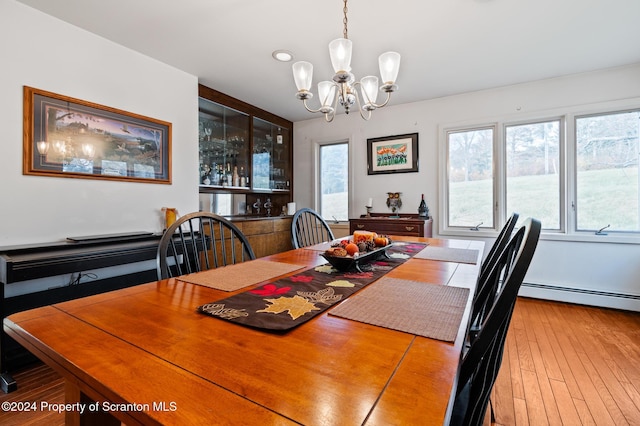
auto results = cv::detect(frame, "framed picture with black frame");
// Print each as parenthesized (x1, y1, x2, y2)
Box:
(367, 132, 418, 175)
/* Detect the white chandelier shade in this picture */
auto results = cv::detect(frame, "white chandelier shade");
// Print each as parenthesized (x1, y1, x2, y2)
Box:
(318, 81, 336, 112)
(328, 38, 352, 75)
(379, 51, 401, 87)
(292, 61, 313, 93)
(360, 75, 379, 109)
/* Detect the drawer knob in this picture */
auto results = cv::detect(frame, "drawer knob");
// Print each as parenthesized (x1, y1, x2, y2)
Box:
(405, 226, 415, 231)
(357, 224, 365, 229)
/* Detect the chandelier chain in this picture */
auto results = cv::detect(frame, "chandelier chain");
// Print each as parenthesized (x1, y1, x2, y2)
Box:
(343, 0, 348, 39)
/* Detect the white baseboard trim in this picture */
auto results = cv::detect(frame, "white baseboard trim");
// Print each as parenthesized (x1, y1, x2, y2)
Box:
(520, 282, 640, 312)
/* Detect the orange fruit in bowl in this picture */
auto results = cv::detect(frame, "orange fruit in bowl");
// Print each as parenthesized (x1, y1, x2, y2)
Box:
(374, 236, 389, 247)
(345, 243, 359, 256)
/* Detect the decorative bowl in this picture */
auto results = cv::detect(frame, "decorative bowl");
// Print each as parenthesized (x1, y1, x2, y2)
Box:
(320, 244, 393, 272)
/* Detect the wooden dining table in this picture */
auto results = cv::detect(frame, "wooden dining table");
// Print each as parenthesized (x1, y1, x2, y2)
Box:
(4, 235, 483, 426)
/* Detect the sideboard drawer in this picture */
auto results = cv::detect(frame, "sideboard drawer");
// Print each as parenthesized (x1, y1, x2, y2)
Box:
(349, 215, 432, 238)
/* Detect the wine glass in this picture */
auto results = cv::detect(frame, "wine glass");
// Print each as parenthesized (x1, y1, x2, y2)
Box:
(203, 126, 212, 141)
(253, 199, 262, 215)
(264, 198, 273, 217)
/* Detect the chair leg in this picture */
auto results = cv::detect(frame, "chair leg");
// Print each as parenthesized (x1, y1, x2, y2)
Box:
(489, 397, 496, 423)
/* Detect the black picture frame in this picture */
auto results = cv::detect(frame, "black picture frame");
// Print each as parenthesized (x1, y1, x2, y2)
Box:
(367, 133, 419, 175)
(23, 86, 172, 184)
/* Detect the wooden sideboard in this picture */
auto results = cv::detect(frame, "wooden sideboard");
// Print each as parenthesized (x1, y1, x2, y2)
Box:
(350, 214, 433, 237)
(229, 216, 293, 258)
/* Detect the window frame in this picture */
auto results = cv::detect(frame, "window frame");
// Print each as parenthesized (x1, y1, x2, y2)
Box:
(443, 124, 498, 232)
(502, 116, 567, 233)
(438, 98, 640, 244)
(572, 107, 640, 235)
(315, 139, 351, 223)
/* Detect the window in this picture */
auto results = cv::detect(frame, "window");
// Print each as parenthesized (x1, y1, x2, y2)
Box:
(442, 104, 640, 239)
(446, 127, 494, 229)
(575, 110, 639, 232)
(505, 120, 561, 229)
(319, 142, 349, 221)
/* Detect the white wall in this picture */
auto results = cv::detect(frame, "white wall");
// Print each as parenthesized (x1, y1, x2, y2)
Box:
(293, 64, 640, 311)
(0, 0, 199, 246)
(3, 0, 638, 310)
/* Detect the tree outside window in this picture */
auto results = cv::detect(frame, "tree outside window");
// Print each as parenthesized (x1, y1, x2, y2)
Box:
(447, 128, 494, 228)
(505, 120, 561, 229)
(576, 110, 639, 232)
(319, 142, 349, 221)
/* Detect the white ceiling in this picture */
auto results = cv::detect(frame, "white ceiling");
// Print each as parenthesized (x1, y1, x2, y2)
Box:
(16, 0, 640, 123)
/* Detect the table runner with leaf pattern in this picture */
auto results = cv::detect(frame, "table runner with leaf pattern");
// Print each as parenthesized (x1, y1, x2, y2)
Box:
(197, 242, 427, 331)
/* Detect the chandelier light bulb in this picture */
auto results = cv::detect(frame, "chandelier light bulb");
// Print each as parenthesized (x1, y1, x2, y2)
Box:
(379, 51, 401, 87)
(292, 61, 313, 93)
(360, 76, 379, 108)
(318, 81, 336, 111)
(329, 38, 353, 76)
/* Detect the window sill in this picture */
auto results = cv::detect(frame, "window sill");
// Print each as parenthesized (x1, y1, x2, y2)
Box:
(440, 228, 640, 245)
(539, 232, 640, 245)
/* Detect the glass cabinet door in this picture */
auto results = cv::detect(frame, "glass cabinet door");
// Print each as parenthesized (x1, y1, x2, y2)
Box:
(252, 117, 290, 191)
(198, 98, 250, 188)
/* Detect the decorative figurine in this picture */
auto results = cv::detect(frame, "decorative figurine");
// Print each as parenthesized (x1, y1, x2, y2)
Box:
(386, 192, 402, 215)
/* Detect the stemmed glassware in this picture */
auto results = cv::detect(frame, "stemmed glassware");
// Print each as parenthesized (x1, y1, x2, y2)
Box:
(203, 126, 212, 141)
(264, 198, 273, 217)
(253, 199, 262, 215)
(275, 146, 283, 161)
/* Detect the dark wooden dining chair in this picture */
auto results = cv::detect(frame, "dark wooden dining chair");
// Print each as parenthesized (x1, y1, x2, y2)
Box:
(156, 212, 255, 280)
(450, 217, 541, 426)
(469, 212, 519, 334)
(291, 207, 335, 249)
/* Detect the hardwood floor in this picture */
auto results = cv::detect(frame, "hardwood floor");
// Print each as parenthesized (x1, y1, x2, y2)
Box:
(491, 297, 640, 426)
(1, 297, 638, 425)
(0, 362, 64, 426)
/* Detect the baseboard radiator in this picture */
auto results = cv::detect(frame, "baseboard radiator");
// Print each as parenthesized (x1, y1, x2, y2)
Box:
(520, 282, 640, 312)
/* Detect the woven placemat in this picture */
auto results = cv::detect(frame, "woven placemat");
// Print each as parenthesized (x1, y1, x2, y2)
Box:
(329, 278, 470, 342)
(414, 246, 479, 264)
(178, 260, 305, 292)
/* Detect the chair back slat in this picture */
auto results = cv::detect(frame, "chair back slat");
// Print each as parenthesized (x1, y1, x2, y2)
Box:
(201, 218, 212, 270)
(211, 219, 222, 269)
(291, 208, 335, 249)
(156, 212, 256, 280)
(217, 220, 227, 267)
(190, 219, 203, 273)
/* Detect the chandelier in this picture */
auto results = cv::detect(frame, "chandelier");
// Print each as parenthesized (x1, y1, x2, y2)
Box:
(291, 0, 401, 122)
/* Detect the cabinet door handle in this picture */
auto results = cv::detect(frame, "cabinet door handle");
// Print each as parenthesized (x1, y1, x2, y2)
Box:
(356, 224, 365, 229)
(405, 226, 415, 231)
